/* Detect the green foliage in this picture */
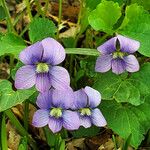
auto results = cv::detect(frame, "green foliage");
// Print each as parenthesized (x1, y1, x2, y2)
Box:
(119, 4, 150, 57)
(0, 6, 6, 20)
(94, 63, 150, 147)
(0, 80, 35, 112)
(11, 61, 23, 80)
(29, 18, 57, 43)
(131, 0, 150, 11)
(85, 0, 101, 10)
(71, 126, 100, 138)
(94, 63, 150, 105)
(88, 0, 121, 34)
(0, 33, 26, 57)
(18, 136, 28, 150)
(100, 95, 150, 148)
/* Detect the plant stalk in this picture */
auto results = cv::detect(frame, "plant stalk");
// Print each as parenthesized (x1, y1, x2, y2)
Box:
(1, 0, 15, 33)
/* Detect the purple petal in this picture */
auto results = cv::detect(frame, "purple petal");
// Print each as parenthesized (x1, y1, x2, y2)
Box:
(112, 58, 126, 74)
(91, 108, 107, 127)
(35, 73, 51, 93)
(80, 116, 92, 128)
(15, 65, 36, 89)
(41, 38, 66, 65)
(48, 117, 63, 133)
(32, 109, 49, 127)
(63, 110, 80, 130)
(97, 37, 117, 54)
(49, 66, 70, 90)
(19, 41, 43, 65)
(73, 89, 88, 109)
(124, 55, 139, 72)
(36, 89, 53, 109)
(84, 86, 101, 108)
(95, 55, 112, 73)
(117, 35, 140, 53)
(52, 88, 74, 109)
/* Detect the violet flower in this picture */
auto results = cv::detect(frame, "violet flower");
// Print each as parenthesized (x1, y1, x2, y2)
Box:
(95, 35, 140, 74)
(73, 86, 107, 128)
(15, 38, 70, 92)
(32, 89, 80, 133)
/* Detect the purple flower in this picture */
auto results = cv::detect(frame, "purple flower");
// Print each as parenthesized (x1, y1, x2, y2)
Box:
(95, 35, 140, 74)
(73, 86, 107, 128)
(32, 89, 80, 133)
(15, 37, 70, 92)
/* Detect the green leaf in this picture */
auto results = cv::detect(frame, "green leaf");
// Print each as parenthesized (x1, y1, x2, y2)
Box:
(29, 18, 57, 43)
(113, 81, 141, 106)
(119, 4, 150, 57)
(85, 0, 101, 10)
(11, 61, 23, 80)
(93, 69, 148, 106)
(131, 0, 150, 11)
(129, 63, 150, 98)
(88, 0, 121, 34)
(18, 136, 28, 150)
(0, 33, 26, 57)
(0, 80, 35, 112)
(93, 71, 123, 100)
(0, 6, 6, 20)
(71, 126, 100, 138)
(100, 100, 150, 148)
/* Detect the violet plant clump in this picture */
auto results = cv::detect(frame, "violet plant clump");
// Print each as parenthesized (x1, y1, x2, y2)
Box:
(95, 35, 140, 74)
(15, 37, 70, 93)
(32, 86, 106, 133)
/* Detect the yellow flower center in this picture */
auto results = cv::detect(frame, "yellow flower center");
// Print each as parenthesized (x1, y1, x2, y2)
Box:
(113, 51, 124, 59)
(50, 108, 62, 118)
(80, 108, 91, 116)
(36, 63, 49, 73)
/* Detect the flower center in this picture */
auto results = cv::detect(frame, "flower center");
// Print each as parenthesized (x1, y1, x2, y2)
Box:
(80, 108, 91, 116)
(36, 63, 49, 73)
(50, 108, 62, 118)
(112, 51, 124, 59)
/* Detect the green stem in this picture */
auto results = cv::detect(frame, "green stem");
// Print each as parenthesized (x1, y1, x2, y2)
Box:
(9, 54, 14, 69)
(97, 33, 109, 45)
(112, 135, 117, 150)
(43, 0, 49, 16)
(61, 129, 68, 139)
(1, 0, 15, 33)
(5, 109, 37, 150)
(73, 0, 83, 47)
(69, 0, 83, 79)
(24, 101, 29, 131)
(35, 0, 44, 17)
(56, 0, 63, 39)
(25, 0, 33, 21)
(65, 48, 99, 56)
(1, 113, 8, 150)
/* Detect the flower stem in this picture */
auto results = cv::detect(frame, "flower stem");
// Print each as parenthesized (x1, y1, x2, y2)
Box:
(61, 129, 68, 139)
(5, 109, 37, 150)
(69, 0, 83, 79)
(1, 113, 8, 150)
(56, 0, 63, 39)
(43, 0, 49, 16)
(35, 0, 44, 17)
(1, 0, 15, 33)
(24, 0, 33, 21)
(24, 101, 29, 131)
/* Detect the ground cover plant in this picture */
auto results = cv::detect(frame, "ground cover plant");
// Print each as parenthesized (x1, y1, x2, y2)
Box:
(0, 0, 150, 149)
